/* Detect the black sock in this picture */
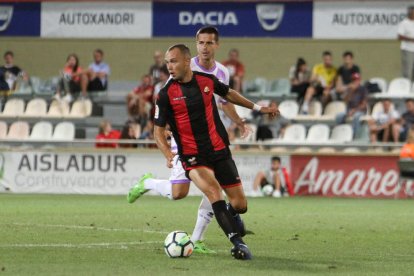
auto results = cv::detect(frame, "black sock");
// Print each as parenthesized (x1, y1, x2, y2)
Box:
(212, 200, 244, 246)
(227, 203, 237, 217)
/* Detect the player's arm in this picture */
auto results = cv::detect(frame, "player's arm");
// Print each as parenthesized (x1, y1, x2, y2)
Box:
(221, 102, 251, 138)
(154, 126, 175, 168)
(225, 88, 279, 117)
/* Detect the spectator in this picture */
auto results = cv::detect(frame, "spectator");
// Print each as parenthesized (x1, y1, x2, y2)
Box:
(398, 6, 414, 81)
(400, 126, 414, 159)
(153, 65, 169, 101)
(56, 53, 88, 101)
(289, 57, 311, 103)
(256, 100, 286, 141)
(335, 73, 368, 139)
(335, 51, 361, 98)
(396, 99, 414, 141)
(127, 74, 154, 119)
(252, 156, 283, 198)
(149, 50, 165, 84)
(222, 48, 245, 92)
(301, 51, 337, 113)
(368, 99, 400, 143)
(120, 120, 141, 148)
(95, 120, 121, 148)
(86, 49, 110, 92)
(0, 51, 28, 91)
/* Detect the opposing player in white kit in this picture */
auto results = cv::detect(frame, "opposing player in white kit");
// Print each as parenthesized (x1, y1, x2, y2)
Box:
(127, 26, 250, 254)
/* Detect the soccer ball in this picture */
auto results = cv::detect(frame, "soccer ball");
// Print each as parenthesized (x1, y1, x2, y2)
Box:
(164, 231, 194, 258)
(261, 184, 274, 197)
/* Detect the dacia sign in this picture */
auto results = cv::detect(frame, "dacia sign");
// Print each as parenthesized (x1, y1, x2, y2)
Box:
(153, 2, 312, 38)
(0, 3, 40, 36)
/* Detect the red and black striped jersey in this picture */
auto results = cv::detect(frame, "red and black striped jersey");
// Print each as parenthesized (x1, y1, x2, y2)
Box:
(154, 71, 230, 156)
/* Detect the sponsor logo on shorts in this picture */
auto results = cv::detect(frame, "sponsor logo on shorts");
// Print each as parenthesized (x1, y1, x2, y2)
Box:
(0, 6, 13, 32)
(256, 4, 284, 31)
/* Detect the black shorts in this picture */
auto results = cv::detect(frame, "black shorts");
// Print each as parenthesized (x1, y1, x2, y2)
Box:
(181, 148, 241, 188)
(88, 78, 107, 92)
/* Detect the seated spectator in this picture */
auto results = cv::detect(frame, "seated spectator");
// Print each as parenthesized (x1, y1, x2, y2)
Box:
(0, 51, 29, 91)
(222, 48, 245, 92)
(56, 53, 88, 101)
(153, 65, 169, 101)
(335, 51, 361, 99)
(301, 51, 337, 113)
(120, 120, 141, 148)
(95, 120, 121, 148)
(127, 74, 154, 119)
(396, 99, 414, 142)
(149, 50, 165, 85)
(252, 156, 283, 198)
(335, 73, 368, 138)
(255, 100, 288, 141)
(400, 126, 414, 159)
(368, 99, 400, 143)
(289, 57, 311, 103)
(86, 49, 110, 92)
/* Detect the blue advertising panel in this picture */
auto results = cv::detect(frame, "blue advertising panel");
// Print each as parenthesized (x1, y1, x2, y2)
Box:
(153, 2, 312, 37)
(0, 3, 40, 36)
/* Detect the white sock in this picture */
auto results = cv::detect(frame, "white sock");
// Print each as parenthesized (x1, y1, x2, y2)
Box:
(191, 194, 214, 242)
(143, 178, 172, 199)
(302, 101, 309, 113)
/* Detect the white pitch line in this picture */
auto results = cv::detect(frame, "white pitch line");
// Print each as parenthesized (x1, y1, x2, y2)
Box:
(6, 222, 169, 234)
(0, 241, 160, 249)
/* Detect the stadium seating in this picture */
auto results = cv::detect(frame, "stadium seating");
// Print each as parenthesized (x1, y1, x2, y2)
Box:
(234, 105, 253, 121)
(22, 98, 47, 117)
(7, 121, 29, 140)
(294, 101, 322, 121)
(330, 124, 353, 142)
(0, 98, 25, 117)
(306, 124, 330, 142)
(281, 124, 306, 141)
(0, 121, 7, 139)
(369, 77, 388, 93)
(29, 121, 53, 140)
(68, 99, 93, 118)
(52, 121, 75, 141)
(47, 100, 70, 117)
(371, 101, 395, 115)
(265, 78, 291, 97)
(342, 147, 361, 153)
(322, 101, 346, 120)
(318, 147, 336, 153)
(278, 100, 299, 119)
(387, 78, 411, 95)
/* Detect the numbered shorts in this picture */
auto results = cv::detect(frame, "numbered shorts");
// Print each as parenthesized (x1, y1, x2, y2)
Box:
(169, 154, 190, 184)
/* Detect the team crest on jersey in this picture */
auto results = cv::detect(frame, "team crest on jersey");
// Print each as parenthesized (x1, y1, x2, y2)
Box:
(204, 86, 210, 93)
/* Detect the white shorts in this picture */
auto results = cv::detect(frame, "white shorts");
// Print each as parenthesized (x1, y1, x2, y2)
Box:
(169, 155, 190, 184)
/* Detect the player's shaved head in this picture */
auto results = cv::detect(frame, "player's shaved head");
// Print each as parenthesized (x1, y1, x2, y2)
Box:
(167, 44, 191, 59)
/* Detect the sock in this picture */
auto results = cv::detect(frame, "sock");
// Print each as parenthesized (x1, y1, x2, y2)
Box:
(143, 178, 172, 199)
(227, 203, 238, 217)
(302, 101, 309, 113)
(211, 200, 244, 246)
(191, 195, 214, 242)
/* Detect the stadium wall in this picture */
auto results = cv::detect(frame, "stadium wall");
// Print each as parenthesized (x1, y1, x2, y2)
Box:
(0, 38, 401, 81)
(1, 149, 412, 198)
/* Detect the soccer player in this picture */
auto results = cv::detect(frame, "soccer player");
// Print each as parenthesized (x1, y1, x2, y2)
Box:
(153, 44, 278, 260)
(128, 27, 250, 254)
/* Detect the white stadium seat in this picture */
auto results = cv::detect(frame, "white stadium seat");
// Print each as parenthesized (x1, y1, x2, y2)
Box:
(306, 124, 330, 142)
(278, 100, 299, 119)
(7, 121, 29, 140)
(0, 98, 25, 117)
(330, 124, 353, 142)
(322, 101, 346, 119)
(282, 124, 306, 141)
(30, 121, 53, 140)
(369, 77, 387, 93)
(0, 121, 7, 139)
(67, 99, 93, 118)
(22, 98, 47, 117)
(47, 100, 70, 117)
(387, 78, 411, 95)
(52, 121, 75, 141)
(234, 105, 253, 120)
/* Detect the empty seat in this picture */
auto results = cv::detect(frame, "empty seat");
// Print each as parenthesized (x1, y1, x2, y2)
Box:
(234, 105, 253, 120)
(244, 77, 267, 95)
(29, 121, 53, 140)
(67, 99, 92, 118)
(282, 124, 306, 141)
(342, 147, 361, 153)
(47, 100, 70, 117)
(278, 100, 299, 119)
(294, 147, 313, 153)
(330, 124, 353, 142)
(309, 101, 322, 116)
(0, 121, 7, 139)
(387, 78, 411, 95)
(318, 147, 336, 153)
(7, 121, 29, 140)
(22, 98, 47, 117)
(52, 121, 75, 141)
(369, 77, 387, 93)
(323, 101, 346, 119)
(0, 98, 25, 117)
(265, 78, 291, 97)
(306, 124, 330, 142)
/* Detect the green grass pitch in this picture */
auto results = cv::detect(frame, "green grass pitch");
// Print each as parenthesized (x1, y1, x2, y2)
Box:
(1, 194, 413, 275)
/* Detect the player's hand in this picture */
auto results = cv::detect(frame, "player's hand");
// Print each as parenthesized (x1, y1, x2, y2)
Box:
(166, 152, 176, 168)
(236, 119, 252, 139)
(260, 105, 280, 119)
